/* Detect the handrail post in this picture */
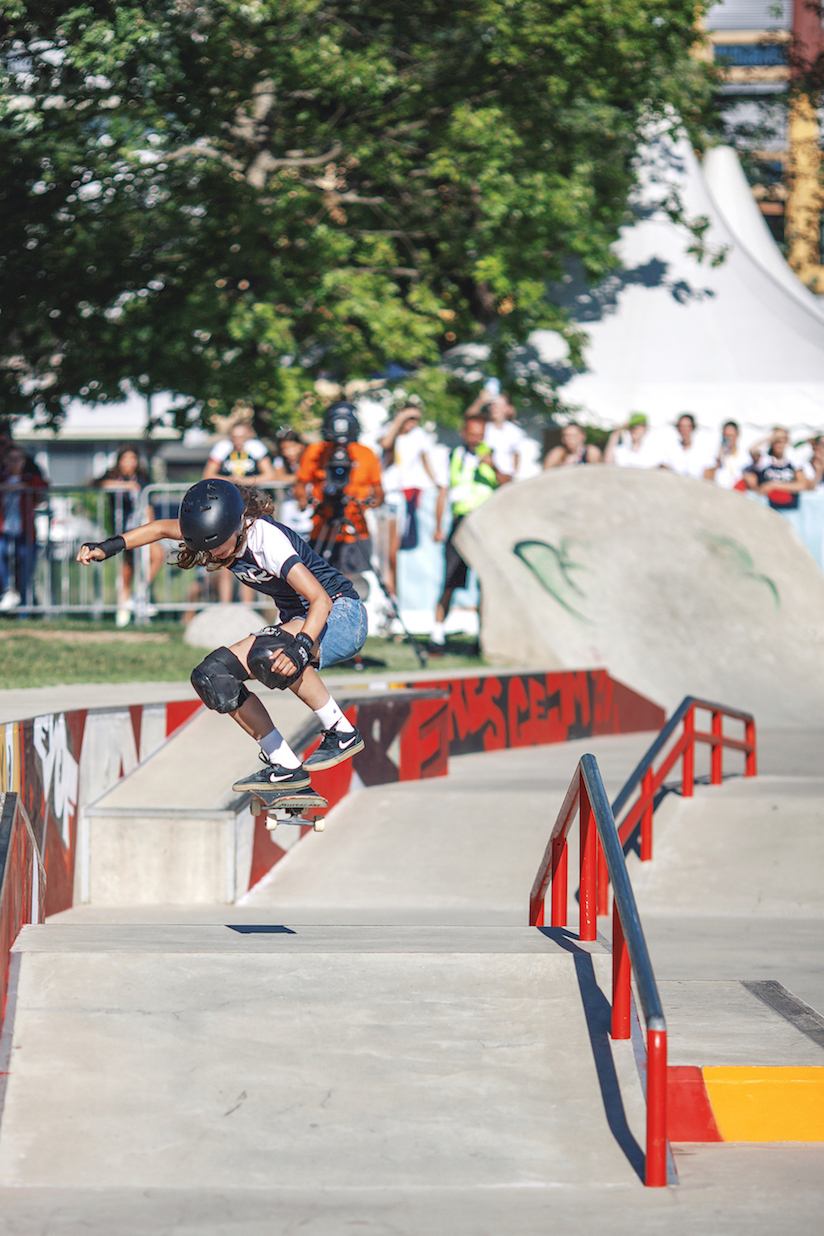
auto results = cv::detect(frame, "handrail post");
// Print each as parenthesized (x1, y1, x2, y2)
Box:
(745, 718, 757, 777)
(711, 710, 723, 785)
(640, 767, 654, 862)
(579, 782, 597, 942)
(550, 834, 568, 927)
(611, 903, 631, 1040)
(596, 835, 609, 917)
(645, 1028, 668, 1186)
(682, 704, 695, 798)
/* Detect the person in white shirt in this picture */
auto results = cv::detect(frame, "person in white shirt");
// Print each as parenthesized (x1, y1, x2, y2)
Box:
(704, 420, 750, 492)
(659, 413, 713, 480)
(203, 421, 277, 486)
(484, 394, 526, 479)
(203, 421, 278, 602)
(463, 383, 524, 480)
(379, 404, 437, 596)
(603, 413, 659, 468)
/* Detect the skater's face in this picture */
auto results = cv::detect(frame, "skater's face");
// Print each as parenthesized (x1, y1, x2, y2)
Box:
(211, 531, 242, 561)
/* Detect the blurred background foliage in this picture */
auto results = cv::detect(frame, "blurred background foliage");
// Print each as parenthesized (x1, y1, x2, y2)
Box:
(1, 1, 714, 430)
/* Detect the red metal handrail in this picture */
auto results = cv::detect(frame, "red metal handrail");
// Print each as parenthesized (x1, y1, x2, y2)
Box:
(611, 697, 756, 863)
(529, 756, 668, 1187)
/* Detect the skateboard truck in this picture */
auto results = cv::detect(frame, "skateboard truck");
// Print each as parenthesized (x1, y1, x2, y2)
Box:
(251, 789, 328, 833)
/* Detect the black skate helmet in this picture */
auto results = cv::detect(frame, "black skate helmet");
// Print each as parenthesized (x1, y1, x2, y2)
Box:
(322, 401, 360, 444)
(179, 478, 246, 553)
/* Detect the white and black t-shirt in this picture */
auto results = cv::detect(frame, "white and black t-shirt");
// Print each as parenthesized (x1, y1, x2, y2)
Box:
(753, 456, 799, 510)
(229, 516, 359, 621)
(209, 437, 270, 480)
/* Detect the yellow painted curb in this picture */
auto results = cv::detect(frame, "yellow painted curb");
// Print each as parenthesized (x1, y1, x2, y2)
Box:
(703, 1067, 824, 1142)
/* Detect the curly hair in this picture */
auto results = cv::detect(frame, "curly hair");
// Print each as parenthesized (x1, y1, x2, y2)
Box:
(175, 485, 275, 571)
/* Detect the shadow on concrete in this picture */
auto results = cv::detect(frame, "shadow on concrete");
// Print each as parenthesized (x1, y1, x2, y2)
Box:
(573, 952, 645, 1183)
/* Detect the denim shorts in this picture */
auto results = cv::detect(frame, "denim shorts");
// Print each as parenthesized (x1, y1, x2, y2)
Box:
(317, 596, 368, 669)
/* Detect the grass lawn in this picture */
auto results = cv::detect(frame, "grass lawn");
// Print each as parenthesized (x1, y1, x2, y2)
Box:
(0, 618, 488, 689)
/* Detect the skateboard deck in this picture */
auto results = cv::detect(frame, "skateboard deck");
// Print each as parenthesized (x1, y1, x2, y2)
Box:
(250, 787, 328, 832)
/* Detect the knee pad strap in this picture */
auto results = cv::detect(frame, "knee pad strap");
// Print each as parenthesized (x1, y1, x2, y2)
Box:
(190, 646, 250, 714)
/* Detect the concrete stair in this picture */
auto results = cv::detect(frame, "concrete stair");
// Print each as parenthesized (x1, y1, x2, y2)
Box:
(0, 924, 649, 1191)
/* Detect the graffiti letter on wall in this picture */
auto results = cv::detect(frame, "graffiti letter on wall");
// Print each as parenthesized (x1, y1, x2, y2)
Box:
(33, 714, 79, 849)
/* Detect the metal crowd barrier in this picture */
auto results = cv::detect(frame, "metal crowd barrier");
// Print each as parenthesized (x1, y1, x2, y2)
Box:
(0, 481, 296, 620)
(0, 480, 395, 622)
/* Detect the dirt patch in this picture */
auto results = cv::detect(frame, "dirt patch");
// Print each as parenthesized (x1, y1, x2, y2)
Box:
(0, 629, 170, 644)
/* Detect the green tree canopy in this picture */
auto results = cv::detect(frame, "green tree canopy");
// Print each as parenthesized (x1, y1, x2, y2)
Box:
(0, 0, 712, 428)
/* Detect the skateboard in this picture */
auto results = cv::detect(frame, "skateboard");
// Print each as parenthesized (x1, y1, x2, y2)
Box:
(249, 786, 328, 833)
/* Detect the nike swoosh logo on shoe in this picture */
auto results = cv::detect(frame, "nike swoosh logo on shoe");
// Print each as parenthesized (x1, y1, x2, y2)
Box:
(338, 734, 359, 749)
(268, 771, 300, 782)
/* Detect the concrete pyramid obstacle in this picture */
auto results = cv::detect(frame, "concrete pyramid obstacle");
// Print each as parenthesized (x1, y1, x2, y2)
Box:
(455, 466, 824, 726)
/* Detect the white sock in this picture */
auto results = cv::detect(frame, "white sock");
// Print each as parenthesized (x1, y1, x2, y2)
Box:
(431, 621, 445, 645)
(259, 727, 302, 769)
(314, 698, 355, 734)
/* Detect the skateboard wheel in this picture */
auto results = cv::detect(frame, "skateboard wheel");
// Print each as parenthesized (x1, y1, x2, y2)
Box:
(313, 816, 326, 832)
(265, 814, 279, 831)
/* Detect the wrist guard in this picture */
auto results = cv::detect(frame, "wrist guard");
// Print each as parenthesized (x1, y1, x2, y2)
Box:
(291, 631, 314, 671)
(84, 535, 126, 560)
(248, 627, 311, 690)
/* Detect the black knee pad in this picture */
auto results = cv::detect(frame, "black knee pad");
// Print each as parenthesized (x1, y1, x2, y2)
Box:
(248, 628, 304, 690)
(190, 646, 250, 714)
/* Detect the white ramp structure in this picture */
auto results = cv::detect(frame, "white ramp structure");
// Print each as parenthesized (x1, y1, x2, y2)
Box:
(455, 466, 824, 727)
(527, 133, 824, 430)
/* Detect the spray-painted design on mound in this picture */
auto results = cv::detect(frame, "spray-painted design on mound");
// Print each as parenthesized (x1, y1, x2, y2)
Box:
(698, 532, 780, 608)
(513, 539, 590, 621)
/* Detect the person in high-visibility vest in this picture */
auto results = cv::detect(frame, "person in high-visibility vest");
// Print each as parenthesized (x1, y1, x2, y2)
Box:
(429, 415, 509, 655)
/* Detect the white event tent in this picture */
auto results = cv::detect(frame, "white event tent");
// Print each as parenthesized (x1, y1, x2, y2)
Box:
(525, 132, 824, 437)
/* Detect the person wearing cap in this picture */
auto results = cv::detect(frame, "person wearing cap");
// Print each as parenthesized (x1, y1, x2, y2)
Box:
(76, 478, 368, 794)
(603, 414, 659, 469)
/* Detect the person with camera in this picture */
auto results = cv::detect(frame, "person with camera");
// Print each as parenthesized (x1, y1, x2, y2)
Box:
(294, 402, 384, 581)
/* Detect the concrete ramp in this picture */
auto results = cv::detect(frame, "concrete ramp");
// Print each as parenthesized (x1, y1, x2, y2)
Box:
(0, 924, 646, 1190)
(456, 467, 824, 725)
(630, 777, 824, 919)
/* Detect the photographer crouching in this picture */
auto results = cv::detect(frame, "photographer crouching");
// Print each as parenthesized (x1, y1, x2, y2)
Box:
(295, 402, 384, 590)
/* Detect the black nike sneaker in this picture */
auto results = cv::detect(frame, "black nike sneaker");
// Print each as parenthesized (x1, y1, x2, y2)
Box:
(303, 725, 365, 770)
(232, 754, 310, 794)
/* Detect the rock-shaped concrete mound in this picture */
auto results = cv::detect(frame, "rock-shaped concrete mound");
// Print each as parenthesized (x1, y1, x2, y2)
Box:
(183, 603, 268, 649)
(454, 467, 824, 727)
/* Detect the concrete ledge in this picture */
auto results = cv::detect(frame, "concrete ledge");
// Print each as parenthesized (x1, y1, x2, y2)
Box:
(84, 810, 251, 906)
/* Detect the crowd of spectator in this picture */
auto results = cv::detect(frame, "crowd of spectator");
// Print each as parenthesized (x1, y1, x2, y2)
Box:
(1, 396, 823, 628)
(565, 411, 824, 507)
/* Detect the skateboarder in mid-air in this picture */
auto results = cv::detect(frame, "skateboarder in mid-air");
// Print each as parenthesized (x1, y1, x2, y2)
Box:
(76, 477, 366, 797)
